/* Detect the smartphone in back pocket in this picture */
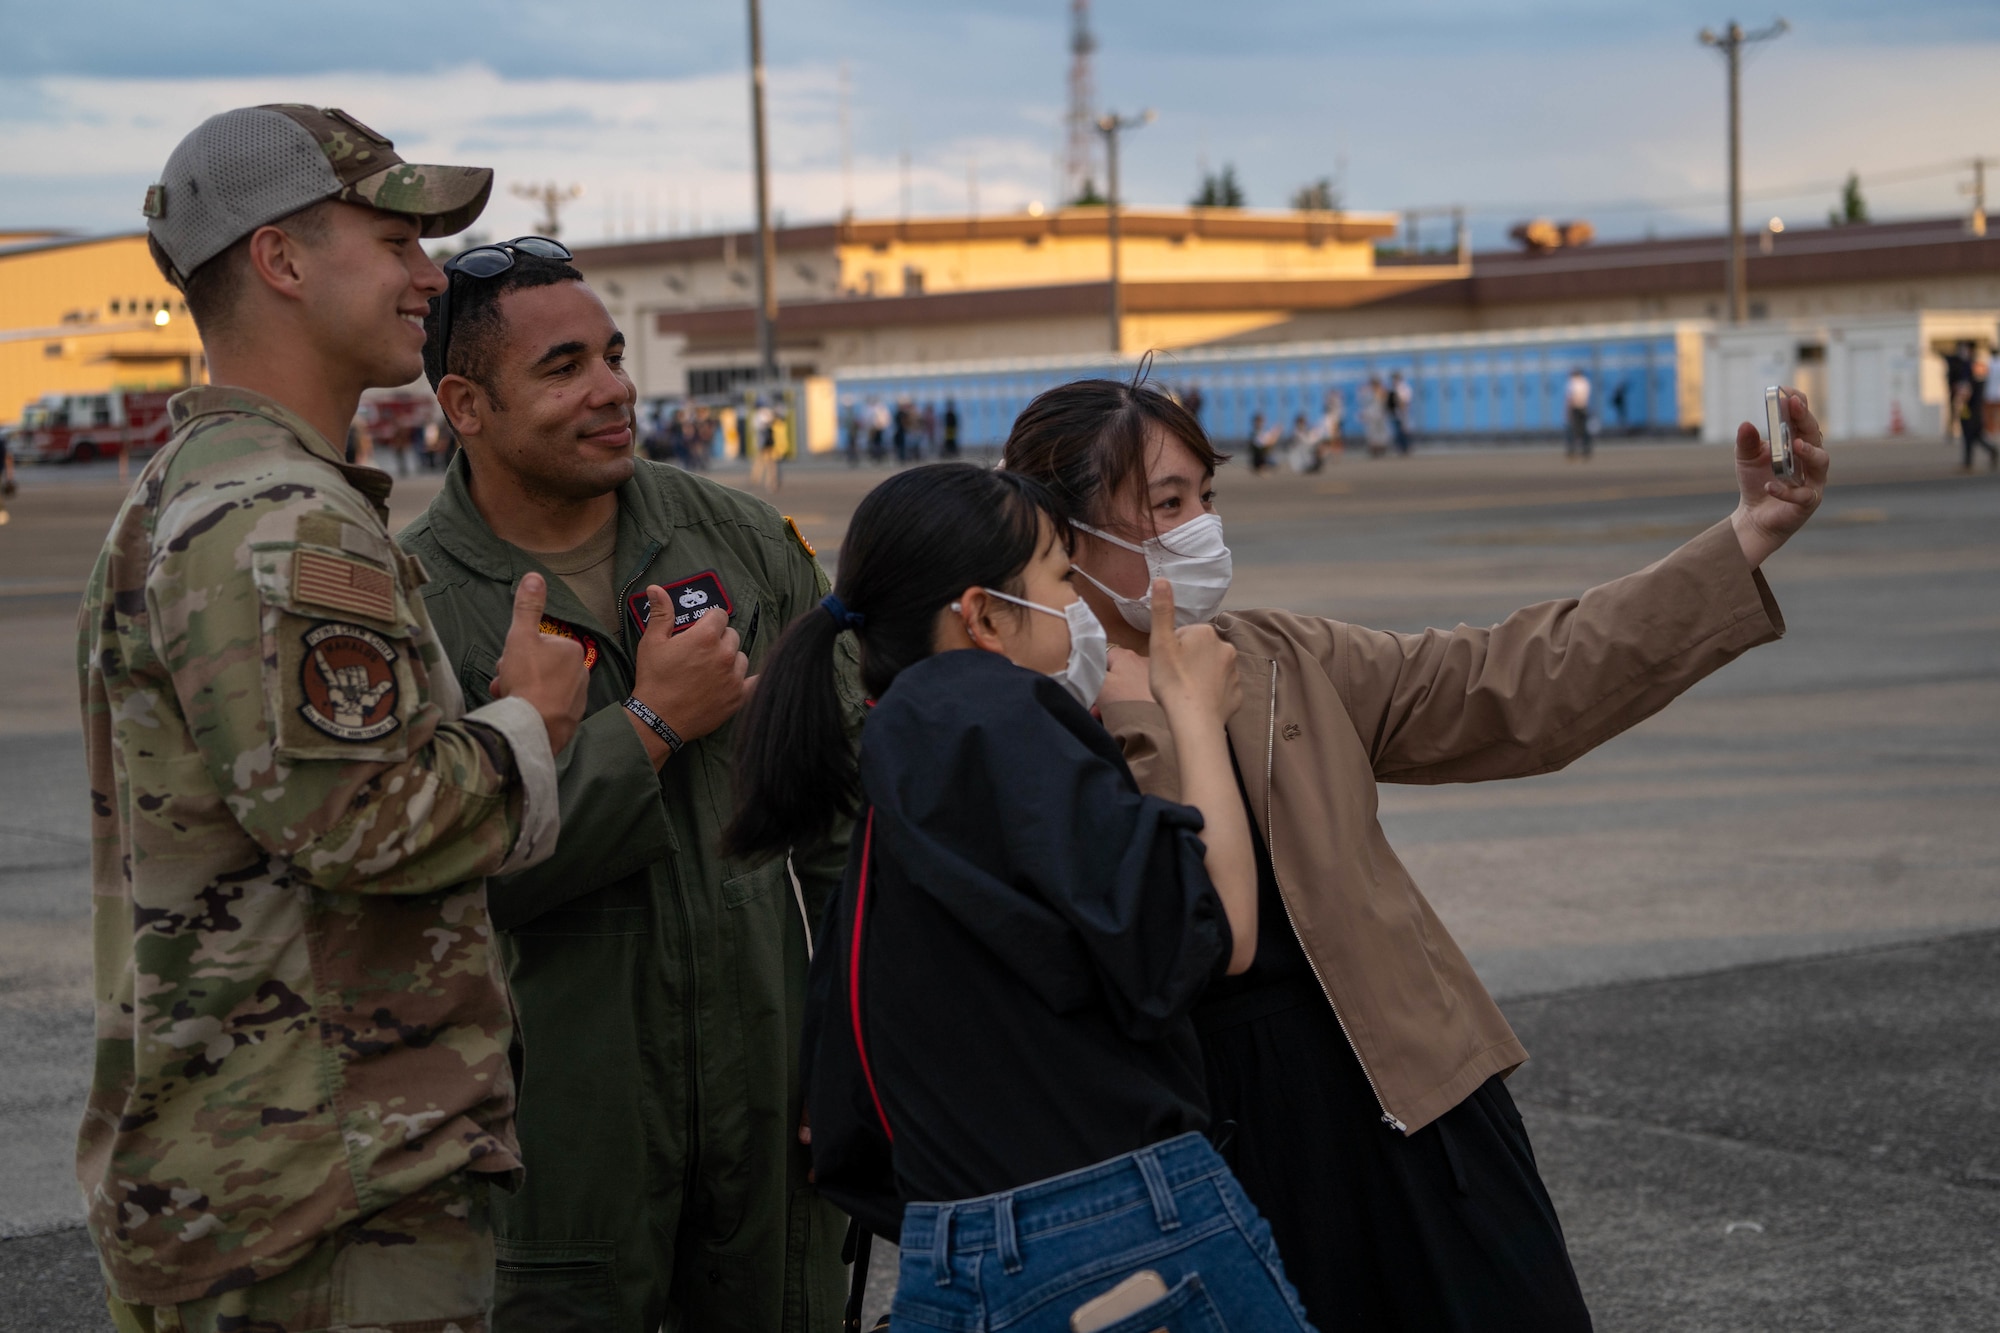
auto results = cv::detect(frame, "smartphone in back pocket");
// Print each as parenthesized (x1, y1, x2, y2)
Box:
(1071, 1269, 1171, 1333)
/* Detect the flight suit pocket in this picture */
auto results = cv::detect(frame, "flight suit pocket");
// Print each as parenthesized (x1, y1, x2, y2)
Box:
(704, 859, 796, 1238)
(493, 1237, 619, 1328)
(460, 643, 498, 706)
(723, 860, 793, 1028)
(252, 544, 423, 763)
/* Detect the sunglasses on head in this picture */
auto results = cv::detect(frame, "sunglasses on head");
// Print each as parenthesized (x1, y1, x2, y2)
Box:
(432, 236, 573, 383)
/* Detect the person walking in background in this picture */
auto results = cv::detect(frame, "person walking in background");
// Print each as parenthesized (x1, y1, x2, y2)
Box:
(730, 463, 1316, 1332)
(892, 397, 911, 463)
(1004, 375, 1830, 1333)
(1565, 366, 1594, 460)
(0, 422, 15, 526)
(1984, 345, 2000, 448)
(1952, 342, 1996, 470)
(82, 103, 587, 1333)
(1285, 411, 1323, 474)
(1387, 371, 1413, 454)
(1245, 410, 1271, 473)
(844, 400, 862, 466)
(692, 408, 715, 469)
(868, 395, 889, 462)
(920, 400, 939, 456)
(1361, 376, 1390, 457)
(667, 407, 693, 469)
(942, 397, 961, 457)
(1323, 386, 1347, 457)
(750, 399, 781, 492)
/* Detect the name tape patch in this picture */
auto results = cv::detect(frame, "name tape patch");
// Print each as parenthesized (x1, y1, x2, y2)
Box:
(628, 570, 733, 637)
(299, 623, 401, 741)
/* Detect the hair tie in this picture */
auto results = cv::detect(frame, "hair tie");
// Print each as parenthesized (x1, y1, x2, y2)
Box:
(820, 592, 866, 631)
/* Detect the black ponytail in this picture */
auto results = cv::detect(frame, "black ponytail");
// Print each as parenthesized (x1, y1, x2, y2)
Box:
(725, 463, 1068, 858)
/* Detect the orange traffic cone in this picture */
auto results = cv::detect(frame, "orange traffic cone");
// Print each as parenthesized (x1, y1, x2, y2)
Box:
(1888, 399, 1905, 436)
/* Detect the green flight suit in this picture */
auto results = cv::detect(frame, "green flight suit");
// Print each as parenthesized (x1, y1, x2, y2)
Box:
(400, 455, 859, 1332)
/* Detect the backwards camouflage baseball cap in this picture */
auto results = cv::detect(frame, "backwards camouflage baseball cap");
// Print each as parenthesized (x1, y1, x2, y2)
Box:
(144, 104, 493, 282)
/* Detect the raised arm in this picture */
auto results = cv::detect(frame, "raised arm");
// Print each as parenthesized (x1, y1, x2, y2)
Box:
(1144, 580, 1257, 974)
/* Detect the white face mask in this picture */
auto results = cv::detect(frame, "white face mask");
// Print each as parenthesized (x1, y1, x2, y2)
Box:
(969, 587, 1110, 709)
(1072, 513, 1233, 632)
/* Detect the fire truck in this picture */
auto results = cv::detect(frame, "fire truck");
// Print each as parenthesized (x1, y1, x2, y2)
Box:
(15, 389, 177, 464)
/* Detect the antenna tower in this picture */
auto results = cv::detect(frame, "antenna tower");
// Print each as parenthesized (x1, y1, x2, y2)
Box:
(1064, 0, 1098, 204)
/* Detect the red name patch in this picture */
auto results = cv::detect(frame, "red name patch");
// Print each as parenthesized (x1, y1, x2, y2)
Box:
(628, 570, 733, 636)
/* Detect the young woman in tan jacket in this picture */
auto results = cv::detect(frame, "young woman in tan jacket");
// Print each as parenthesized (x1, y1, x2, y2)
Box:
(1002, 378, 1829, 1333)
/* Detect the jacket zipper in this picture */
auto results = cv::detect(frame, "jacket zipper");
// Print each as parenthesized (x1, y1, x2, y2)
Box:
(615, 540, 665, 657)
(618, 540, 700, 1177)
(1259, 659, 1409, 1134)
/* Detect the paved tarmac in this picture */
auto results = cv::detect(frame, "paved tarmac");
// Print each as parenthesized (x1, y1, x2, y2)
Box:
(1, 436, 1994, 1330)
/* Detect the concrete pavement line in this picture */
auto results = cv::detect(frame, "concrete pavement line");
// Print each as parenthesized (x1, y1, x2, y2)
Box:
(1311, 465, 1986, 518)
(0, 824, 89, 848)
(1312, 480, 1741, 516)
(1488, 925, 2000, 1006)
(1515, 1101, 2000, 1204)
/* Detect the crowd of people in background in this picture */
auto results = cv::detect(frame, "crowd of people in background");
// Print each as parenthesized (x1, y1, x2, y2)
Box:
(842, 395, 962, 465)
(322, 349, 2000, 491)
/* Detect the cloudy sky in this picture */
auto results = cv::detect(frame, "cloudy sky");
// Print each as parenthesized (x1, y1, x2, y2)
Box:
(4, 0, 1996, 249)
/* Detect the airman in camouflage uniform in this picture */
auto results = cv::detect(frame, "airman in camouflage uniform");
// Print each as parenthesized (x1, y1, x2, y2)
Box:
(83, 105, 585, 1332)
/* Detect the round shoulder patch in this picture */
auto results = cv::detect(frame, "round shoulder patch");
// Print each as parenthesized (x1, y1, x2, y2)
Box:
(538, 615, 600, 669)
(299, 623, 402, 741)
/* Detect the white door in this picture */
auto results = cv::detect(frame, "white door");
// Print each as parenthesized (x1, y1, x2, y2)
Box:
(1847, 343, 1887, 438)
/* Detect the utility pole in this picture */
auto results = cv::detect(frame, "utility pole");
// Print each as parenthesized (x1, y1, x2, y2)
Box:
(509, 182, 583, 238)
(746, 0, 779, 383)
(838, 61, 853, 223)
(1964, 157, 1989, 238)
(1699, 18, 1789, 323)
(1097, 108, 1154, 354)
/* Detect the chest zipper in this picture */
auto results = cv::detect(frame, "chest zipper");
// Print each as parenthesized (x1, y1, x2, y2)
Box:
(615, 540, 665, 657)
(1259, 659, 1409, 1135)
(618, 540, 701, 1170)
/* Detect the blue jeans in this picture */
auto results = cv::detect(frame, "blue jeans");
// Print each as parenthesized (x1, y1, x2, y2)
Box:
(892, 1133, 1318, 1332)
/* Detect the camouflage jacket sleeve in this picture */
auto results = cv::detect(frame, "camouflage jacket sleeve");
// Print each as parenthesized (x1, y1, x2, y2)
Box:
(148, 451, 557, 893)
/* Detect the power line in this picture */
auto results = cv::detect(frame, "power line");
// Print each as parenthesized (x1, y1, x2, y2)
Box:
(1412, 155, 2000, 221)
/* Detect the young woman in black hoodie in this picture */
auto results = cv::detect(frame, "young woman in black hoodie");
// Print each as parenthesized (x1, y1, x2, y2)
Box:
(728, 464, 1316, 1332)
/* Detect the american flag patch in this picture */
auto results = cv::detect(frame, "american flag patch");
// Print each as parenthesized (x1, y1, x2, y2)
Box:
(293, 549, 396, 622)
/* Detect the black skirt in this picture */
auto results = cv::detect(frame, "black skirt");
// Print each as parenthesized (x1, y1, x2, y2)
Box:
(1198, 984, 1594, 1333)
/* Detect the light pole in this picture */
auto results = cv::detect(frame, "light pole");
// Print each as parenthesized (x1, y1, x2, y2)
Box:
(1097, 108, 1154, 354)
(746, 0, 779, 383)
(1699, 18, 1788, 323)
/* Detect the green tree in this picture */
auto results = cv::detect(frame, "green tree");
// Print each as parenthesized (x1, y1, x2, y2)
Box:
(1191, 164, 1246, 208)
(1292, 177, 1340, 212)
(1071, 179, 1107, 207)
(1829, 172, 1868, 227)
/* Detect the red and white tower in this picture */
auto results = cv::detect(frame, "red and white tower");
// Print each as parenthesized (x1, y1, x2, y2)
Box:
(1064, 0, 1099, 203)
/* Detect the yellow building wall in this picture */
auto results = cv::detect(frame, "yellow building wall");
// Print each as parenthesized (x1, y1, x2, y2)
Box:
(835, 228, 1377, 298)
(0, 234, 205, 425)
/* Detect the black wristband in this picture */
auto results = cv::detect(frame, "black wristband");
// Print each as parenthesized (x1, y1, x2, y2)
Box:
(622, 696, 684, 755)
